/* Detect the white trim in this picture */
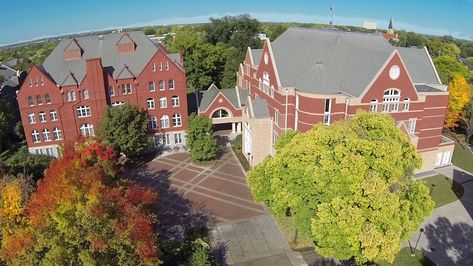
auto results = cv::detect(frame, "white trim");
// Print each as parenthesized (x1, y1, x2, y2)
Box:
(424, 46, 443, 84)
(199, 90, 238, 113)
(265, 39, 282, 88)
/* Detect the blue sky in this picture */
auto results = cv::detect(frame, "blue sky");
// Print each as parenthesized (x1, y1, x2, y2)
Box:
(1, 0, 472, 45)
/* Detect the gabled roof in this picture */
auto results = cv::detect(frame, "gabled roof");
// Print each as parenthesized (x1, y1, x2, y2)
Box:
(116, 33, 136, 45)
(251, 49, 262, 65)
(64, 39, 81, 52)
(42, 31, 160, 85)
(269, 27, 441, 97)
(199, 84, 241, 112)
(116, 65, 135, 80)
(61, 72, 78, 86)
(415, 84, 442, 93)
(252, 97, 270, 118)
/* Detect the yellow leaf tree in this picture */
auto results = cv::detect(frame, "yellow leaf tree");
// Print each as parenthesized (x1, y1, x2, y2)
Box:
(445, 75, 472, 128)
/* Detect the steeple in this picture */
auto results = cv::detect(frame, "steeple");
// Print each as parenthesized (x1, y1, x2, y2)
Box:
(387, 18, 394, 34)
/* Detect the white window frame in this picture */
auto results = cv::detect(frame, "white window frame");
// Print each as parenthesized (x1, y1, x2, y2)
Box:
(53, 127, 62, 140)
(50, 110, 58, 121)
(171, 96, 179, 107)
(383, 89, 400, 113)
(159, 62, 163, 71)
(403, 98, 410, 112)
(323, 99, 332, 125)
(152, 62, 156, 72)
(80, 124, 94, 137)
(174, 133, 182, 144)
(32, 130, 40, 143)
(28, 96, 34, 106)
(161, 115, 170, 128)
(46, 147, 54, 156)
(111, 101, 124, 107)
(28, 113, 36, 124)
(274, 109, 279, 126)
(159, 80, 165, 91)
(37, 95, 43, 105)
(159, 97, 167, 108)
(369, 99, 378, 112)
(83, 89, 89, 100)
(108, 86, 115, 97)
(165, 61, 169, 70)
(45, 94, 51, 104)
(168, 79, 175, 90)
(149, 81, 155, 92)
(39, 111, 46, 123)
(76, 106, 91, 118)
(148, 116, 157, 130)
(42, 129, 51, 142)
(164, 134, 171, 145)
(147, 98, 155, 109)
(408, 119, 416, 134)
(172, 114, 182, 127)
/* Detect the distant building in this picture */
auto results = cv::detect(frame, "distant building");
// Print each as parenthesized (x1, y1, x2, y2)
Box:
(362, 21, 378, 30)
(17, 31, 187, 157)
(382, 18, 399, 41)
(0, 62, 24, 110)
(256, 33, 269, 41)
(202, 27, 453, 173)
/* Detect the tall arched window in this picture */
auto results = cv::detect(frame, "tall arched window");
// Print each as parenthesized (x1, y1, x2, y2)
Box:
(382, 89, 400, 113)
(28, 96, 34, 106)
(168, 80, 175, 89)
(149, 81, 155, 92)
(369, 99, 378, 112)
(172, 113, 182, 127)
(32, 130, 40, 143)
(53, 127, 62, 140)
(159, 80, 165, 91)
(80, 124, 94, 137)
(42, 129, 51, 142)
(82, 89, 89, 100)
(160, 115, 170, 128)
(45, 94, 51, 104)
(148, 116, 157, 130)
(36, 95, 43, 105)
(212, 109, 230, 118)
(67, 90, 76, 102)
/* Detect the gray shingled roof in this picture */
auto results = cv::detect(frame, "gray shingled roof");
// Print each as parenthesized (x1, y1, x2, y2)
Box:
(397, 47, 441, 84)
(199, 84, 240, 112)
(270, 28, 441, 96)
(415, 84, 442, 93)
(43, 31, 161, 86)
(251, 49, 262, 64)
(220, 89, 239, 108)
(252, 98, 270, 118)
(237, 88, 249, 106)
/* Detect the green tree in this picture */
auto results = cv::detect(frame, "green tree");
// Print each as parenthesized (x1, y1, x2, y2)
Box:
(428, 38, 461, 58)
(143, 26, 156, 35)
(0, 74, 5, 84)
(221, 46, 240, 88)
(248, 112, 434, 264)
(433, 55, 470, 84)
(186, 114, 218, 162)
(5, 146, 52, 181)
(98, 105, 148, 157)
(0, 100, 16, 152)
(465, 58, 473, 70)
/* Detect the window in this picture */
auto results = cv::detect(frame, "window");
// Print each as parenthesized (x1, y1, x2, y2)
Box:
(80, 124, 94, 137)
(34, 77, 38, 86)
(112, 101, 124, 107)
(121, 84, 132, 94)
(274, 109, 279, 125)
(165, 62, 169, 70)
(164, 134, 170, 145)
(159, 80, 165, 91)
(29, 79, 32, 87)
(159, 62, 163, 71)
(149, 81, 155, 92)
(212, 109, 230, 119)
(67, 90, 76, 102)
(152, 62, 156, 72)
(46, 147, 54, 156)
(171, 96, 179, 107)
(41, 77, 44, 86)
(383, 89, 400, 113)
(42, 129, 51, 141)
(174, 133, 182, 144)
(35, 148, 43, 155)
(148, 116, 157, 130)
(83, 89, 89, 100)
(32, 130, 40, 143)
(147, 98, 155, 109)
(159, 97, 167, 108)
(28, 96, 34, 106)
(172, 114, 182, 127)
(39, 111, 46, 123)
(50, 110, 58, 121)
(168, 80, 174, 90)
(127, 84, 132, 94)
(323, 99, 331, 125)
(53, 127, 62, 140)
(76, 106, 91, 118)
(408, 119, 416, 134)
(403, 98, 410, 111)
(262, 72, 270, 94)
(273, 132, 279, 144)
(36, 95, 43, 105)
(108, 86, 115, 96)
(45, 94, 51, 104)
(28, 113, 35, 124)
(370, 99, 378, 112)
(160, 115, 170, 128)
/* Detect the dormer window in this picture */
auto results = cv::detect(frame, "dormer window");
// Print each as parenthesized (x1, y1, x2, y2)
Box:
(34, 78, 38, 86)
(116, 33, 136, 54)
(64, 39, 82, 60)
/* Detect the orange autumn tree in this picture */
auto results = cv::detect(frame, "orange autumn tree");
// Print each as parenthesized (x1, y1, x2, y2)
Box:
(445, 75, 472, 128)
(0, 140, 160, 265)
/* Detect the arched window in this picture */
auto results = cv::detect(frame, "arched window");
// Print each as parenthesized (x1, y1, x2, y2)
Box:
(262, 72, 270, 86)
(36, 95, 43, 105)
(160, 115, 170, 128)
(39, 111, 46, 122)
(159, 97, 167, 108)
(28, 113, 35, 124)
(148, 116, 157, 130)
(382, 89, 400, 113)
(159, 80, 165, 91)
(82, 89, 89, 100)
(149, 81, 155, 92)
(403, 98, 410, 111)
(168, 80, 174, 89)
(212, 109, 230, 119)
(147, 98, 155, 109)
(45, 94, 51, 104)
(53, 127, 62, 140)
(67, 90, 76, 102)
(76, 106, 91, 118)
(32, 130, 40, 143)
(50, 110, 58, 121)
(42, 129, 51, 141)
(28, 96, 34, 106)
(172, 113, 182, 127)
(171, 96, 179, 107)
(369, 99, 378, 112)
(80, 124, 94, 137)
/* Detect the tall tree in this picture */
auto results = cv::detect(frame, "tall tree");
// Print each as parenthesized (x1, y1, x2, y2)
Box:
(0, 141, 160, 265)
(445, 75, 472, 128)
(248, 112, 434, 264)
(98, 105, 148, 157)
(433, 55, 471, 84)
(428, 38, 461, 58)
(186, 114, 218, 162)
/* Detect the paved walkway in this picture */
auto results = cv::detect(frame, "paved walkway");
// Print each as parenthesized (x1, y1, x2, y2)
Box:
(405, 166, 473, 265)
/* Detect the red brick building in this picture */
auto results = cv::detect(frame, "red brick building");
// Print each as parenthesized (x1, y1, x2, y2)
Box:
(202, 28, 454, 173)
(17, 31, 187, 156)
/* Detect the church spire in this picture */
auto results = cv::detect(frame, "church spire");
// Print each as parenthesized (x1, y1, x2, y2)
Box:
(388, 18, 393, 29)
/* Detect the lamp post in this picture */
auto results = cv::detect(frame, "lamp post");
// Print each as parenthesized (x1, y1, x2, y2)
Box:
(410, 228, 424, 256)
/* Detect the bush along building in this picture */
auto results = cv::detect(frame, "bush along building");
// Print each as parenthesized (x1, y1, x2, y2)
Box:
(17, 31, 187, 157)
(200, 27, 454, 173)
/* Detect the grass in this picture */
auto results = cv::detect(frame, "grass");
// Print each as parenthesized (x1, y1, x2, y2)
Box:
(422, 174, 464, 207)
(273, 215, 314, 250)
(452, 142, 473, 174)
(377, 248, 435, 266)
(232, 147, 250, 172)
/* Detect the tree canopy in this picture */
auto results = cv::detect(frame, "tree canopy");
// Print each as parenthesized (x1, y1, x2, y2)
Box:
(98, 105, 149, 157)
(0, 140, 160, 265)
(445, 75, 472, 128)
(248, 112, 434, 264)
(186, 114, 219, 162)
(433, 55, 471, 84)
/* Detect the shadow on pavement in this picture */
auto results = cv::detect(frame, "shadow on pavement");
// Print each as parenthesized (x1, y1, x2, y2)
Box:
(452, 168, 473, 221)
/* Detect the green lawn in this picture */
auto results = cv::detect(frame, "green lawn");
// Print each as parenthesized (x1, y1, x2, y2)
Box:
(452, 142, 473, 174)
(273, 215, 314, 250)
(377, 248, 435, 266)
(422, 174, 464, 207)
